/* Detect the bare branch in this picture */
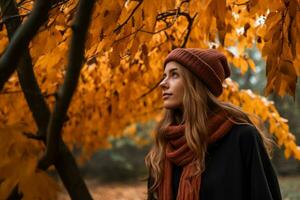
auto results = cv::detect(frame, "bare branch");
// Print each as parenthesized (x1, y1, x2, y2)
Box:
(179, 0, 190, 7)
(7, 184, 23, 200)
(0, 0, 52, 91)
(37, 0, 95, 175)
(136, 8, 198, 97)
(0, 13, 30, 27)
(18, 5, 31, 12)
(51, 0, 70, 9)
(113, 24, 145, 43)
(181, 12, 197, 48)
(23, 131, 44, 141)
(138, 77, 163, 99)
(113, 8, 183, 44)
(139, 21, 175, 34)
(0, 89, 56, 98)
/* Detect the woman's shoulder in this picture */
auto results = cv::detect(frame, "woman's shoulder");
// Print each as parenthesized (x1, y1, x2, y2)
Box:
(228, 123, 265, 153)
(229, 123, 260, 141)
(208, 123, 259, 151)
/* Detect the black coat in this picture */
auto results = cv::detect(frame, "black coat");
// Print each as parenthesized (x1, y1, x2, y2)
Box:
(147, 124, 282, 200)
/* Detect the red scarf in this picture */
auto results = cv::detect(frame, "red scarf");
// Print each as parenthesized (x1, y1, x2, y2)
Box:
(158, 110, 234, 200)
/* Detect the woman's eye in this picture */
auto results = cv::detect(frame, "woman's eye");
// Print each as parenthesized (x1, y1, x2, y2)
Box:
(172, 72, 178, 77)
(161, 72, 178, 80)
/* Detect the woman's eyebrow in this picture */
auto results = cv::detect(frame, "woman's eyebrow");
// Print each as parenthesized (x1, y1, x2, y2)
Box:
(163, 68, 178, 76)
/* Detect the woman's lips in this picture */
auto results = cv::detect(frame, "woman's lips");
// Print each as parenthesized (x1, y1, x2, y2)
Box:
(163, 94, 172, 100)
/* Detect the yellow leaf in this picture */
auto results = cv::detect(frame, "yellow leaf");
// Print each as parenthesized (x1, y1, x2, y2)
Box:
(294, 147, 300, 160)
(264, 12, 282, 42)
(293, 57, 300, 76)
(284, 148, 291, 159)
(240, 58, 248, 74)
(20, 168, 60, 200)
(247, 58, 256, 72)
(55, 25, 66, 32)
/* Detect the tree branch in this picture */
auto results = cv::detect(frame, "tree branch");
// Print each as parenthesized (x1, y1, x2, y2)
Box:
(113, 24, 145, 44)
(50, 0, 70, 9)
(37, 0, 95, 173)
(0, 89, 56, 99)
(0, 13, 29, 29)
(181, 12, 197, 47)
(138, 77, 163, 99)
(113, 0, 143, 33)
(7, 184, 23, 200)
(0, 0, 52, 91)
(136, 8, 197, 97)
(23, 131, 44, 141)
(112, 7, 185, 44)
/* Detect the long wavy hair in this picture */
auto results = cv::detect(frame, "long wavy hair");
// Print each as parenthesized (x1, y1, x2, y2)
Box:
(144, 63, 275, 193)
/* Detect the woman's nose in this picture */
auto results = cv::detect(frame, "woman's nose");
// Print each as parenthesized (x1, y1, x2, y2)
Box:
(159, 78, 168, 89)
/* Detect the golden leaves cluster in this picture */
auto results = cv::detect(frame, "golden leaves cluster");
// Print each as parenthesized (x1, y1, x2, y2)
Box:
(0, 0, 300, 161)
(255, 0, 300, 97)
(0, 124, 60, 199)
(221, 79, 300, 159)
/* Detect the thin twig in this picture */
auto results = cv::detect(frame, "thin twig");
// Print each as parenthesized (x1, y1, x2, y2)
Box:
(140, 21, 175, 34)
(0, 89, 56, 98)
(138, 77, 163, 99)
(18, 5, 31, 12)
(0, 13, 30, 26)
(23, 131, 45, 141)
(113, 0, 143, 33)
(113, 24, 145, 43)
(51, 0, 70, 9)
(181, 12, 197, 47)
(137, 7, 197, 97)
(179, 0, 190, 7)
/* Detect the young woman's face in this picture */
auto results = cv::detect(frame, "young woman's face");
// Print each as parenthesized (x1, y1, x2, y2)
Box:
(159, 61, 184, 110)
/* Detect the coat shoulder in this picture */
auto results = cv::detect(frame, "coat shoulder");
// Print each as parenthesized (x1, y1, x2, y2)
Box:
(229, 123, 261, 145)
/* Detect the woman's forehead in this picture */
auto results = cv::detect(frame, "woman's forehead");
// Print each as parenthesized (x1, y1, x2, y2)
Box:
(164, 62, 183, 73)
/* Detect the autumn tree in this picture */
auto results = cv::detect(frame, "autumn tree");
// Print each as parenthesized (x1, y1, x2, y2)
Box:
(0, 0, 300, 199)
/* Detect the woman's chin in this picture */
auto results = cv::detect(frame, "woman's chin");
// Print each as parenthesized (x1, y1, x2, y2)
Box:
(163, 102, 181, 110)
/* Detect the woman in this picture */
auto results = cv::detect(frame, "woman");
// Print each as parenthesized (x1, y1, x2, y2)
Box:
(145, 48, 282, 200)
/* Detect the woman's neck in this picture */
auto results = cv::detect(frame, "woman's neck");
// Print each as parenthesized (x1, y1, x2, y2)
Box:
(173, 108, 184, 125)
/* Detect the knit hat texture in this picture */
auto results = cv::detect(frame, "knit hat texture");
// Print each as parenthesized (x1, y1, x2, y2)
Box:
(163, 48, 231, 97)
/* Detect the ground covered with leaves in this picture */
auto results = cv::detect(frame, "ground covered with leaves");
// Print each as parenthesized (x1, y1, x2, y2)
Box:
(58, 175, 300, 200)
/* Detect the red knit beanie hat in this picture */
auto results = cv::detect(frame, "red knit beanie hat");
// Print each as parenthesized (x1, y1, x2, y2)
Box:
(163, 48, 231, 97)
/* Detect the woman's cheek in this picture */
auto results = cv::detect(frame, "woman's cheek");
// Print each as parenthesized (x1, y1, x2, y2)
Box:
(163, 95, 182, 109)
